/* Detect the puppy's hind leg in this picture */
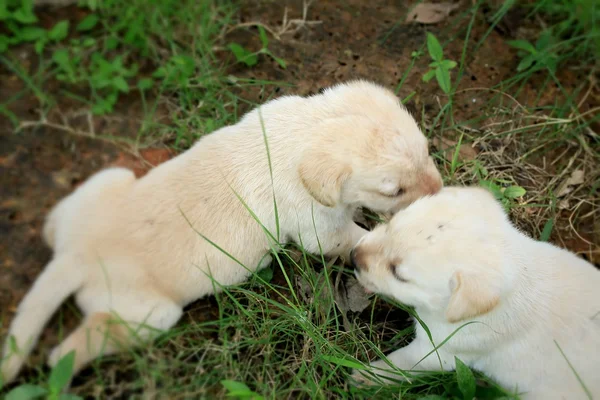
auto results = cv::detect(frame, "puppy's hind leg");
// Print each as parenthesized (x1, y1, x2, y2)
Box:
(1, 255, 82, 384)
(48, 299, 182, 376)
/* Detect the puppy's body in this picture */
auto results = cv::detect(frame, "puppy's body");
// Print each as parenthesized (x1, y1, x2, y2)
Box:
(352, 187, 600, 399)
(2, 81, 442, 383)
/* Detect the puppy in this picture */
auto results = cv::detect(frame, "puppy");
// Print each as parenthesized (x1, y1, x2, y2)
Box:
(351, 186, 600, 399)
(1, 80, 442, 383)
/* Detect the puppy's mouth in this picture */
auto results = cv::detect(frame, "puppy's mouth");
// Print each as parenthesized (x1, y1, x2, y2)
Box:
(354, 271, 376, 295)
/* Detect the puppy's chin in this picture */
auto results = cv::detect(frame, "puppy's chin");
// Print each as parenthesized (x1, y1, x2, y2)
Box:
(354, 273, 377, 295)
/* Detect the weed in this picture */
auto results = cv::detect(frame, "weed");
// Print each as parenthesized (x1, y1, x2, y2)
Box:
(507, 31, 559, 74)
(422, 33, 457, 96)
(221, 380, 264, 400)
(3, 351, 80, 400)
(479, 177, 527, 211)
(228, 26, 286, 69)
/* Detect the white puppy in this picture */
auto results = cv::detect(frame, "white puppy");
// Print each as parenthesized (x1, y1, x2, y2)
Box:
(351, 186, 600, 399)
(1, 80, 442, 383)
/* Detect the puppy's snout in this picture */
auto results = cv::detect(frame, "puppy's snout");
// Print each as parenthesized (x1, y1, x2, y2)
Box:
(423, 173, 443, 196)
(351, 247, 367, 272)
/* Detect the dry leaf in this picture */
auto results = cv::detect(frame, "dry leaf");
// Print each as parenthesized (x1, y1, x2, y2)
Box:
(556, 169, 585, 197)
(295, 270, 335, 322)
(558, 199, 570, 210)
(334, 277, 371, 314)
(406, 2, 461, 24)
(51, 169, 82, 189)
(295, 267, 372, 330)
(432, 136, 478, 162)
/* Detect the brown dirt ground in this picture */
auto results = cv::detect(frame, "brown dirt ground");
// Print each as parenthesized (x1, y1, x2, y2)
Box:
(1, 0, 598, 391)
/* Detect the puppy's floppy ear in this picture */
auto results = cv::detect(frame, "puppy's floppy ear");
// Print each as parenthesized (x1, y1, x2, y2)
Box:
(445, 271, 500, 323)
(298, 150, 352, 208)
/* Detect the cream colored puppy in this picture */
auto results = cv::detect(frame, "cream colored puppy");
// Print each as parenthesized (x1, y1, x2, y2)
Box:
(351, 186, 600, 399)
(1, 80, 442, 383)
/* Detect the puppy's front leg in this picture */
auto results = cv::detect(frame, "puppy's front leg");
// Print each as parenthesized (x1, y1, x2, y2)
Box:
(352, 340, 449, 385)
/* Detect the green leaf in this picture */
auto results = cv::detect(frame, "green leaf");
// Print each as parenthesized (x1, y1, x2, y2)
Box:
(12, 8, 37, 24)
(0, 35, 8, 52)
(137, 78, 154, 90)
(256, 265, 273, 283)
(58, 394, 84, 400)
(92, 102, 109, 114)
(479, 180, 503, 200)
(5, 384, 48, 400)
(221, 380, 263, 399)
(544, 55, 558, 74)
(105, 36, 119, 50)
(418, 396, 446, 400)
(426, 32, 443, 62)
(435, 65, 451, 94)
(321, 355, 365, 370)
(221, 380, 251, 393)
(170, 55, 195, 76)
(152, 66, 166, 78)
(228, 43, 258, 67)
(503, 185, 526, 199)
(76, 14, 99, 31)
(49, 20, 69, 41)
(0, 0, 7, 20)
(112, 76, 129, 93)
(48, 351, 75, 393)
(258, 25, 268, 48)
(52, 49, 70, 66)
(34, 38, 46, 54)
(539, 217, 553, 242)
(507, 39, 536, 53)
(440, 59, 457, 69)
(516, 54, 536, 71)
(455, 357, 476, 400)
(535, 30, 555, 50)
(271, 54, 286, 69)
(422, 69, 436, 82)
(19, 27, 46, 41)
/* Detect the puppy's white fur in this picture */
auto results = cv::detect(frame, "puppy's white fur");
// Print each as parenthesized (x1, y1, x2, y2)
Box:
(1, 80, 442, 383)
(352, 186, 600, 399)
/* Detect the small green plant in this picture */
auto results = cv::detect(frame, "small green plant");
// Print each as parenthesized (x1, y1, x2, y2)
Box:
(0, 0, 70, 54)
(221, 380, 264, 400)
(455, 357, 476, 400)
(507, 30, 559, 73)
(479, 178, 527, 210)
(422, 33, 457, 95)
(3, 351, 82, 400)
(228, 26, 286, 69)
(52, 48, 139, 114)
(152, 54, 195, 88)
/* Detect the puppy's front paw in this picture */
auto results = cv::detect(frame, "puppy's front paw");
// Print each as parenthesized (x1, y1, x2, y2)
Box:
(350, 360, 409, 386)
(350, 368, 378, 386)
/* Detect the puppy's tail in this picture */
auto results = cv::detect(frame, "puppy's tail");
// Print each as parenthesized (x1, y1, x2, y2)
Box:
(1, 256, 82, 384)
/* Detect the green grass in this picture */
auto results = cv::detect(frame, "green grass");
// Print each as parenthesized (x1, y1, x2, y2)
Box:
(1, 0, 599, 398)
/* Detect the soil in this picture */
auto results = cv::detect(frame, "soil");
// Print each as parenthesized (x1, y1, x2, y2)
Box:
(0, 0, 598, 391)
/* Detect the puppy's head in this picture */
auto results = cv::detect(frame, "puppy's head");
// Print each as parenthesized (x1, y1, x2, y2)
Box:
(298, 80, 442, 211)
(352, 186, 511, 323)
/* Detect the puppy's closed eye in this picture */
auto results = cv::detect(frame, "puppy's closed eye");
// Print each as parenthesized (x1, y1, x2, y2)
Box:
(388, 262, 408, 282)
(383, 187, 405, 198)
